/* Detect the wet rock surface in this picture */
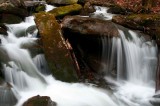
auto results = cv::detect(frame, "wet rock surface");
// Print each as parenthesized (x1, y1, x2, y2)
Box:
(35, 12, 78, 82)
(61, 16, 119, 84)
(62, 16, 119, 37)
(80, 2, 95, 16)
(48, 4, 82, 18)
(23, 95, 57, 106)
(112, 14, 160, 46)
(0, 0, 28, 24)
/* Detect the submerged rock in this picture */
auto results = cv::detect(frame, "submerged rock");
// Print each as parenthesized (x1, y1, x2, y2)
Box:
(0, 82, 18, 106)
(23, 95, 57, 106)
(35, 12, 78, 82)
(48, 4, 82, 18)
(46, 0, 78, 5)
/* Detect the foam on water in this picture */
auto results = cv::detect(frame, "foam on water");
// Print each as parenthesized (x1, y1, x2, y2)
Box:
(90, 6, 114, 20)
(0, 4, 159, 106)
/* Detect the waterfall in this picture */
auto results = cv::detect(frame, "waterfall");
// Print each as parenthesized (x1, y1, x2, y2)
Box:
(102, 25, 158, 106)
(0, 4, 158, 106)
(118, 29, 157, 85)
(0, 9, 118, 106)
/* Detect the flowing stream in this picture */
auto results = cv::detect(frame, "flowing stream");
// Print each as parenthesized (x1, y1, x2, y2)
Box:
(0, 5, 159, 106)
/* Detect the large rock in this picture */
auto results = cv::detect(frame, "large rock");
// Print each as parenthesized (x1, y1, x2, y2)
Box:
(61, 16, 119, 81)
(62, 16, 119, 37)
(0, 0, 28, 17)
(23, 95, 57, 106)
(0, 13, 23, 24)
(112, 14, 160, 45)
(35, 12, 78, 82)
(48, 4, 82, 18)
(0, 0, 25, 7)
(0, 0, 28, 24)
(47, 0, 78, 5)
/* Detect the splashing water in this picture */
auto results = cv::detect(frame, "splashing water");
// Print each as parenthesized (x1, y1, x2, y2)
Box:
(0, 11, 118, 106)
(90, 6, 114, 20)
(102, 25, 158, 106)
(0, 4, 158, 106)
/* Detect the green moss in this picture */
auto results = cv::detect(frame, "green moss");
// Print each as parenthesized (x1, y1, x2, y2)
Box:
(126, 14, 160, 26)
(48, 4, 82, 17)
(128, 14, 160, 20)
(35, 12, 78, 82)
(35, 5, 46, 12)
(112, 14, 160, 46)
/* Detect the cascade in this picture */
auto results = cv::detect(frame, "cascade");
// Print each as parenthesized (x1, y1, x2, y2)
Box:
(0, 4, 159, 106)
(0, 6, 117, 106)
(102, 26, 158, 106)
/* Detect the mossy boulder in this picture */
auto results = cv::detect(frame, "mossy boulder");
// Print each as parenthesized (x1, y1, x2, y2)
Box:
(47, 0, 78, 5)
(35, 5, 46, 12)
(112, 14, 160, 45)
(35, 12, 78, 82)
(23, 95, 57, 106)
(48, 4, 82, 18)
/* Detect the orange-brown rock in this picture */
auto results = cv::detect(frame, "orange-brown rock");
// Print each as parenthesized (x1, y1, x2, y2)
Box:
(35, 12, 78, 82)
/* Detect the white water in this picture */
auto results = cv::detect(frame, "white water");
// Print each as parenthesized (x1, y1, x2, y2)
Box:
(45, 4, 56, 12)
(102, 27, 158, 106)
(0, 4, 158, 106)
(90, 6, 114, 20)
(0, 12, 118, 106)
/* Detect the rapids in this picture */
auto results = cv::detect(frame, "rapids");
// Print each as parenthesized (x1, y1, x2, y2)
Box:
(0, 4, 158, 106)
